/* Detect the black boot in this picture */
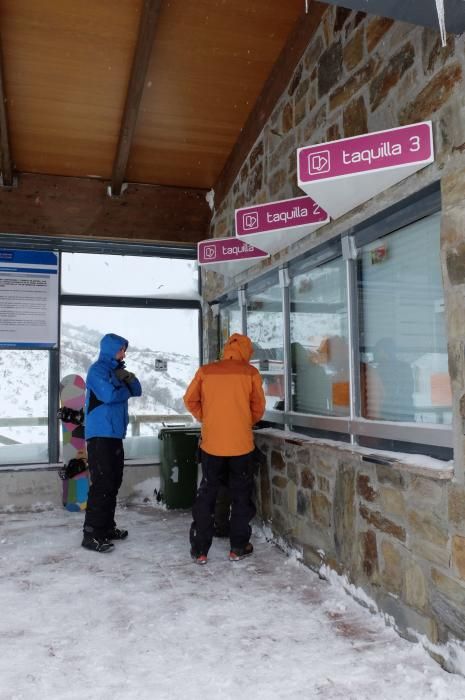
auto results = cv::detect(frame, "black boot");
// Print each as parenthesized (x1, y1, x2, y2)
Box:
(213, 521, 230, 538)
(81, 534, 114, 553)
(106, 527, 128, 540)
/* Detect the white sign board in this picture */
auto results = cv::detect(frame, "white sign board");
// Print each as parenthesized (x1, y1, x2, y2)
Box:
(0, 249, 59, 348)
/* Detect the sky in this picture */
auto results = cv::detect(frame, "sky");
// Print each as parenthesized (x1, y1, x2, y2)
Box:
(61, 306, 200, 356)
(1, 481, 465, 700)
(60, 252, 200, 353)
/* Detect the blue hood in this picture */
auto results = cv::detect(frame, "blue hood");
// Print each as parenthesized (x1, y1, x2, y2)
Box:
(98, 333, 128, 366)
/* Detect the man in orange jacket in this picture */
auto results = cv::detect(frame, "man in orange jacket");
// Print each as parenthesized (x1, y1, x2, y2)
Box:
(183, 333, 266, 565)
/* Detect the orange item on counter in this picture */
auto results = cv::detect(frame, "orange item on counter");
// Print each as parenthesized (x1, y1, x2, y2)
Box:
(332, 381, 350, 407)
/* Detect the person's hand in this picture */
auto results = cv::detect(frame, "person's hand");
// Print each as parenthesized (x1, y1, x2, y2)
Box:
(115, 367, 136, 384)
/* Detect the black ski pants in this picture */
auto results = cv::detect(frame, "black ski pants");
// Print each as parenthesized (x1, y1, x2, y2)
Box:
(83, 437, 124, 538)
(190, 449, 256, 555)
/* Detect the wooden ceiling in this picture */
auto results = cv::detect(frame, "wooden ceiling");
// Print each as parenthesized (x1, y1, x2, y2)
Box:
(0, 0, 325, 244)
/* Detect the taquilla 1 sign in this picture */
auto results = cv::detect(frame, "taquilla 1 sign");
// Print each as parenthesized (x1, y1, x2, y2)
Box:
(297, 121, 434, 219)
(197, 237, 269, 277)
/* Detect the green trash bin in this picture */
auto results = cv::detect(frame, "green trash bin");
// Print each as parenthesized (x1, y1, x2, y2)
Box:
(158, 425, 201, 509)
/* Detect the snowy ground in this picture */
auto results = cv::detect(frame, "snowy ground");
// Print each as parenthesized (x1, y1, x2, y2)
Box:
(1, 505, 465, 700)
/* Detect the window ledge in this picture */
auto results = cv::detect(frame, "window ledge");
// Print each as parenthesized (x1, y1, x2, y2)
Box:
(254, 427, 454, 481)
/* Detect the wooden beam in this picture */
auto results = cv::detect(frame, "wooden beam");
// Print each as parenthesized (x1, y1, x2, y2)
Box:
(0, 33, 13, 187)
(0, 173, 211, 243)
(213, 1, 327, 209)
(111, 0, 163, 196)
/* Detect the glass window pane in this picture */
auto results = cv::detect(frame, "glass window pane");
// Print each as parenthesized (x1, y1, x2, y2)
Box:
(61, 253, 199, 299)
(359, 212, 451, 425)
(290, 257, 349, 416)
(61, 306, 200, 460)
(0, 350, 49, 465)
(219, 299, 242, 355)
(246, 279, 284, 411)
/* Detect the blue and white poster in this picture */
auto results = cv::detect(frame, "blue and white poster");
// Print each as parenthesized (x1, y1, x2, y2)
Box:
(0, 249, 59, 348)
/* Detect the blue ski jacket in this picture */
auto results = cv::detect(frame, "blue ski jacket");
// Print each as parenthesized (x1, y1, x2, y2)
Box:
(85, 333, 142, 440)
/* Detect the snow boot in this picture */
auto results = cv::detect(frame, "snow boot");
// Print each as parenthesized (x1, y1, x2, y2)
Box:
(213, 522, 230, 538)
(81, 535, 114, 553)
(106, 527, 128, 540)
(190, 548, 208, 565)
(229, 543, 253, 561)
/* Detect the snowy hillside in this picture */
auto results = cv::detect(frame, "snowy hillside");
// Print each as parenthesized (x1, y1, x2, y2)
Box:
(60, 323, 198, 418)
(0, 323, 199, 444)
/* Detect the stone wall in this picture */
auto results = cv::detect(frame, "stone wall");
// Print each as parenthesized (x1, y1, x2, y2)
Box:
(254, 430, 465, 667)
(205, 6, 465, 300)
(201, 4, 465, 662)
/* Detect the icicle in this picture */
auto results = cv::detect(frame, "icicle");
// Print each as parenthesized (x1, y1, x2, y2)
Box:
(434, 0, 447, 48)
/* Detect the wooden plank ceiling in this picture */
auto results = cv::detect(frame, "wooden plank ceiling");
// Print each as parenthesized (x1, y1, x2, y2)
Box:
(0, 0, 324, 244)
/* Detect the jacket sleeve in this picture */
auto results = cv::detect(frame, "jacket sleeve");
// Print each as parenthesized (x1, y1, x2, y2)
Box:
(183, 369, 203, 422)
(251, 372, 266, 425)
(87, 364, 132, 404)
(127, 376, 142, 397)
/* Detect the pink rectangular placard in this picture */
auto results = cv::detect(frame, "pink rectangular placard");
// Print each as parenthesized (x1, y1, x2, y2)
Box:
(298, 122, 433, 183)
(198, 238, 268, 264)
(235, 196, 328, 237)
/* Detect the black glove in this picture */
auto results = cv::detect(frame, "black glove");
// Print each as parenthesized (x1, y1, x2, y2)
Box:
(115, 367, 136, 384)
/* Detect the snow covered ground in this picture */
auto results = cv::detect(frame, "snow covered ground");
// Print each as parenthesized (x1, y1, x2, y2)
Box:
(1, 503, 465, 700)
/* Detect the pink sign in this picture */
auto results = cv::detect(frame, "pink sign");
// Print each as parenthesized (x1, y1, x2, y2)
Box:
(198, 238, 268, 264)
(235, 196, 328, 237)
(298, 122, 433, 183)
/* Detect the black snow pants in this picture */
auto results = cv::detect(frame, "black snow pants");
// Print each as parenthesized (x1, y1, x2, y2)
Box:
(190, 449, 256, 555)
(83, 437, 124, 538)
(214, 482, 232, 535)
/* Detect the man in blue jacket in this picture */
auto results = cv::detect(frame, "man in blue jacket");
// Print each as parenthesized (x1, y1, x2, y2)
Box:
(82, 333, 142, 553)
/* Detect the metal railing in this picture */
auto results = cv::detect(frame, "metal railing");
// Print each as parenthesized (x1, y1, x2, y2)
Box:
(0, 414, 194, 445)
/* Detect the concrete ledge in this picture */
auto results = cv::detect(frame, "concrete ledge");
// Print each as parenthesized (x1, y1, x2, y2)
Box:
(254, 428, 454, 481)
(0, 462, 160, 512)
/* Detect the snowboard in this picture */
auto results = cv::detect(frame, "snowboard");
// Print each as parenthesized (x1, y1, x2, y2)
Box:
(58, 374, 89, 512)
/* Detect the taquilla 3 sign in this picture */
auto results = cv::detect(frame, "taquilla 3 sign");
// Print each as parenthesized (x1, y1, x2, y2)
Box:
(297, 121, 434, 219)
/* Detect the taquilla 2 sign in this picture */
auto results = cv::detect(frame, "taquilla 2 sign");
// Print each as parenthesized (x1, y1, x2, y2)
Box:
(235, 195, 329, 254)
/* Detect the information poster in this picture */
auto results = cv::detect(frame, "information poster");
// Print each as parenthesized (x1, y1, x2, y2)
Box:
(0, 249, 59, 348)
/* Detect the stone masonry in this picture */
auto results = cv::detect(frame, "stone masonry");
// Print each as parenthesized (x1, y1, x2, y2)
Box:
(202, 4, 465, 669)
(254, 430, 461, 668)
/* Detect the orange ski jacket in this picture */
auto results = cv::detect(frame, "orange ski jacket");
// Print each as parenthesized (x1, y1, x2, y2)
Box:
(183, 333, 266, 456)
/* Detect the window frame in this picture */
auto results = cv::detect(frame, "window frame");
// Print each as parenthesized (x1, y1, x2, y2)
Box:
(0, 235, 201, 467)
(216, 182, 452, 454)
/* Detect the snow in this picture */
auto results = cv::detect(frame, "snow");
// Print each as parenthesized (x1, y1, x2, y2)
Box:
(1, 500, 465, 699)
(256, 427, 454, 478)
(205, 189, 215, 212)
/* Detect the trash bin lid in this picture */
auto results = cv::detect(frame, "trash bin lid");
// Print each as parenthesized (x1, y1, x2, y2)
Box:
(158, 424, 201, 439)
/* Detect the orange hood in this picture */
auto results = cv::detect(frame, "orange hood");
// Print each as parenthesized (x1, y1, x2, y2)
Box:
(222, 333, 253, 362)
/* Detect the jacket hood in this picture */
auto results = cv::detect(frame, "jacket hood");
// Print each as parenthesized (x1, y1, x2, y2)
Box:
(222, 333, 253, 362)
(99, 333, 128, 361)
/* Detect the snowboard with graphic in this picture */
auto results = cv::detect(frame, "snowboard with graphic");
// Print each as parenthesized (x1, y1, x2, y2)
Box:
(58, 374, 89, 512)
